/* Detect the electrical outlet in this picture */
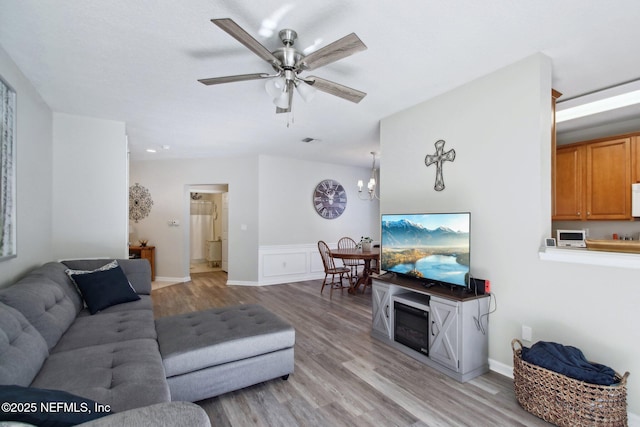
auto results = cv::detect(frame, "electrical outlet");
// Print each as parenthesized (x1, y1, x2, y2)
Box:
(522, 325, 533, 342)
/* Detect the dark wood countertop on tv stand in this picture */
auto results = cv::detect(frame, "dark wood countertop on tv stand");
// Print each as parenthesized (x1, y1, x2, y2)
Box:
(374, 272, 488, 302)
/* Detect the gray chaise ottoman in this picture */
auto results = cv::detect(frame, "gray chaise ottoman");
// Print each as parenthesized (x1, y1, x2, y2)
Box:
(156, 304, 295, 402)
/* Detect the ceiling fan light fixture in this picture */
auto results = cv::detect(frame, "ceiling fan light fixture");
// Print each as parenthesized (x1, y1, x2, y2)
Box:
(265, 77, 286, 98)
(295, 80, 316, 102)
(273, 87, 291, 109)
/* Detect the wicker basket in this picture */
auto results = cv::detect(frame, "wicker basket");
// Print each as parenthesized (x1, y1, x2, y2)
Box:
(512, 339, 629, 427)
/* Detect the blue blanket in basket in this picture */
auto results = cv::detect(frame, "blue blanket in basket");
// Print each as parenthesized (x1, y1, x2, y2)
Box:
(521, 341, 618, 386)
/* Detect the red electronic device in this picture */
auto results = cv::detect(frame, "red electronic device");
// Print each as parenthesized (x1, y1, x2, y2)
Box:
(469, 278, 490, 295)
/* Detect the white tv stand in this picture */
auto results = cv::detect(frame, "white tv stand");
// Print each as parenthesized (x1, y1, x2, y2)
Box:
(371, 274, 490, 383)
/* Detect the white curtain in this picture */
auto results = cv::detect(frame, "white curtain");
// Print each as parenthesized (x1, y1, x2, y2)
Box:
(190, 201, 213, 261)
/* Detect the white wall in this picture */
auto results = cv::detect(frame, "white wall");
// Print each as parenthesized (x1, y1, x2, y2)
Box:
(129, 156, 260, 282)
(553, 219, 640, 242)
(129, 154, 379, 284)
(0, 45, 53, 287)
(258, 155, 379, 245)
(51, 113, 128, 260)
(381, 53, 640, 415)
(257, 155, 379, 285)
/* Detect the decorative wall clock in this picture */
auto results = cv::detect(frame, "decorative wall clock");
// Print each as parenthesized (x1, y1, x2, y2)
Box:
(129, 183, 154, 223)
(313, 179, 347, 219)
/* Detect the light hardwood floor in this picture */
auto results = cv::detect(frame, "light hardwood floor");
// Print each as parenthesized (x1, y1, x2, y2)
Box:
(151, 272, 549, 426)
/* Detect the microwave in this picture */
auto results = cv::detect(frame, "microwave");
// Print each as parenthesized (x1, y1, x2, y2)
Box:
(556, 229, 587, 248)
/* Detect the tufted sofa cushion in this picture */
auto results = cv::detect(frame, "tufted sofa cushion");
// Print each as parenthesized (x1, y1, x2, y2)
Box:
(156, 304, 295, 378)
(52, 309, 157, 353)
(28, 262, 84, 312)
(0, 302, 49, 386)
(0, 277, 78, 350)
(31, 338, 170, 412)
(75, 294, 153, 317)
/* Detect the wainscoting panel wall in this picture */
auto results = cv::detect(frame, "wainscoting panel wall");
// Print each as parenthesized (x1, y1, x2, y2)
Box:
(263, 252, 307, 277)
(258, 243, 332, 285)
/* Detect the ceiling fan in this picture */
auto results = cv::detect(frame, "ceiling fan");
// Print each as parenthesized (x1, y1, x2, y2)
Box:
(198, 18, 367, 113)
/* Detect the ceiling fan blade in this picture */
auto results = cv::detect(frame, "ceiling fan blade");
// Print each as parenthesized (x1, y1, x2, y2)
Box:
(296, 33, 367, 71)
(198, 73, 270, 85)
(305, 76, 366, 103)
(212, 18, 282, 68)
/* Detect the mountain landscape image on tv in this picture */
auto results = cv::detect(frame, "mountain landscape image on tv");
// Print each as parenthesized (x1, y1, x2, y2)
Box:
(381, 212, 470, 287)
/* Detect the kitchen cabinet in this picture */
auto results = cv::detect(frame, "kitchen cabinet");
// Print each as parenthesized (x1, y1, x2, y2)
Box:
(633, 136, 640, 184)
(554, 145, 583, 220)
(554, 136, 632, 220)
(585, 138, 631, 219)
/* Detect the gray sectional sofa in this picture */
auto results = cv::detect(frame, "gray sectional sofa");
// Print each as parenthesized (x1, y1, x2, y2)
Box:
(0, 258, 295, 426)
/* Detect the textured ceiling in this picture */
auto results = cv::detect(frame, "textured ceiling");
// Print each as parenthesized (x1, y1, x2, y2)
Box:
(1, 0, 640, 167)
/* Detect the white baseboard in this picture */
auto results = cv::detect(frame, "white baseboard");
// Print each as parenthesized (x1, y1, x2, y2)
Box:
(488, 358, 513, 379)
(228, 272, 325, 287)
(154, 276, 189, 283)
(259, 272, 326, 286)
(226, 280, 260, 286)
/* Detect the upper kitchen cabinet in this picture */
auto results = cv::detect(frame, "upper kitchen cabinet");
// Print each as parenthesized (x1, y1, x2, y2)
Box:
(633, 135, 640, 185)
(554, 144, 583, 220)
(554, 134, 634, 221)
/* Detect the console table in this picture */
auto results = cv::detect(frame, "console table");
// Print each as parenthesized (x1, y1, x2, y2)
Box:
(371, 274, 490, 382)
(129, 245, 155, 281)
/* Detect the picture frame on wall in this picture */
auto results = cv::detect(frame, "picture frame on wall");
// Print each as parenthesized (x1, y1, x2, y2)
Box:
(0, 75, 17, 261)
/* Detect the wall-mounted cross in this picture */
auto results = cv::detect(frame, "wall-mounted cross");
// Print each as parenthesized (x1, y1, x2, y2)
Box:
(425, 140, 455, 191)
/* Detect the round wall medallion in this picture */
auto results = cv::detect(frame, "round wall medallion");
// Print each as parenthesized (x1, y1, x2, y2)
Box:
(313, 179, 347, 219)
(129, 183, 154, 223)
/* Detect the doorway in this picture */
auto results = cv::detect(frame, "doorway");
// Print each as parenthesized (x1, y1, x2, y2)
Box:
(188, 184, 228, 274)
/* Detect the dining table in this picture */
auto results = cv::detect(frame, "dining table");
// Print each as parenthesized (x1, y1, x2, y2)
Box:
(329, 247, 380, 294)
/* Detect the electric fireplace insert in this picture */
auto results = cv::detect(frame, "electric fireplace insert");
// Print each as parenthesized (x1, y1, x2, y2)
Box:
(393, 300, 430, 356)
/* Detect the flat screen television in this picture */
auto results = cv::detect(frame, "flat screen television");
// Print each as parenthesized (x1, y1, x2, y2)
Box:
(380, 212, 470, 289)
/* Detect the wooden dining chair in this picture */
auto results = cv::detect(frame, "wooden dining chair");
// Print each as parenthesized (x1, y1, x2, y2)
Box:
(337, 237, 365, 280)
(317, 240, 351, 298)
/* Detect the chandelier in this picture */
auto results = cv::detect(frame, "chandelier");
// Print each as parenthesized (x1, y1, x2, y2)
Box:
(357, 152, 380, 201)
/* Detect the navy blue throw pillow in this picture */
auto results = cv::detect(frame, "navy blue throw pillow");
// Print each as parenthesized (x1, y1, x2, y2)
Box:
(0, 385, 111, 426)
(71, 266, 140, 314)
